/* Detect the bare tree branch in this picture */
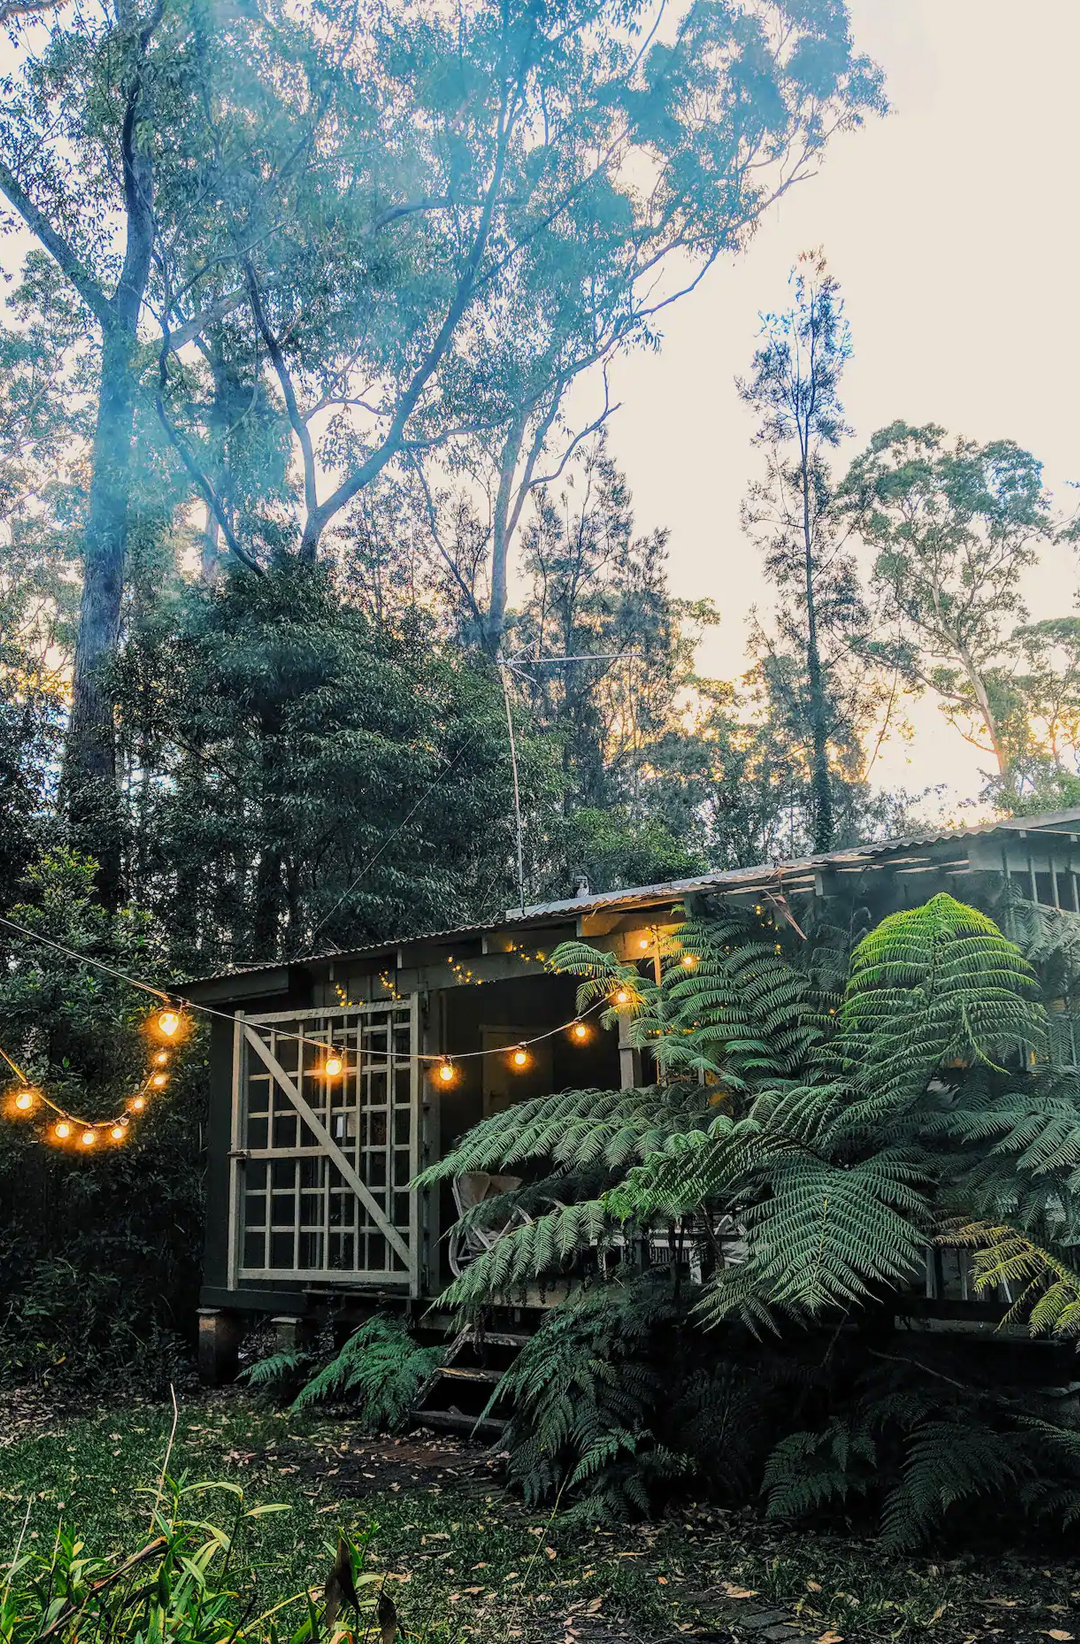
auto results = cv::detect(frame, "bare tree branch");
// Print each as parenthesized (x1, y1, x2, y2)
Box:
(0, 0, 67, 22)
(0, 157, 113, 330)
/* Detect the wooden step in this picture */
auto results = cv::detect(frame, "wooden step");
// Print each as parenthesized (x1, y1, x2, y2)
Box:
(471, 1330, 532, 1347)
(435, 1365, 503, 1383)
(422, 1409, 507, 1437)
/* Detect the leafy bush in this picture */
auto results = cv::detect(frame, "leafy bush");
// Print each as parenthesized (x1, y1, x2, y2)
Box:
(0, 850, 204, 1391)
(247, 1315, 443, 1428)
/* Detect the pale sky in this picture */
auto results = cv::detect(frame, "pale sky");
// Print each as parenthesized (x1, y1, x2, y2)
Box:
(606, 0, 1080, 823)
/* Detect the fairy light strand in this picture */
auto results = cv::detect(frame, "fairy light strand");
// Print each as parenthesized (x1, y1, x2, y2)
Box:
(0, 909, 691, 1123)
(0, 1006, 184, 1145)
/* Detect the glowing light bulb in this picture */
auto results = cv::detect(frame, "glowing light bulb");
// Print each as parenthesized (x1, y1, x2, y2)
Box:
(110, 1123, 127, 1141)
(129, 1095, 146, 1112)
(157, 1009, 181, 1038)
(438, 1058, 456, 1084)
(151, 1073, 168, 1088)
(638, 936, 650, 951)
(154, 1050, 170, 1067)
(14, 1088, 35, 1111)
(81, 1129, 97, 1147)
(614, 988, 630, 1006)
(55, 1120, 71, 1140)
(511, 1046, 529, 1069)
(682, 955, 696, 968)
(571, 1021, 588, 1041)
(323, 1053, 344, 1078)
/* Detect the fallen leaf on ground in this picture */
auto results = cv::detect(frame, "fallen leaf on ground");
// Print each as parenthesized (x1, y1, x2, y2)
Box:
(720, 1583, 758, 1600)
(1044, 1632, 1074, 1641)
(816, 1633, 844, 1644)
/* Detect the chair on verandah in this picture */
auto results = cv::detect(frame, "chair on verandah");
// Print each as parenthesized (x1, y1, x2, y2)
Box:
(447, 1170, 529, 1278)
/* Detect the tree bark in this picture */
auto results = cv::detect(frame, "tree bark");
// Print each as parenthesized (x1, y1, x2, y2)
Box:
(64, 324, 140, 894)
(60, 2, 159, 897)
(802, 459, 834, 854)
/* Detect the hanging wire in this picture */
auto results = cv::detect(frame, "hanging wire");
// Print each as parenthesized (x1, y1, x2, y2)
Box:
(0, 911, 632, 1074)
(498, 656, 527, 918)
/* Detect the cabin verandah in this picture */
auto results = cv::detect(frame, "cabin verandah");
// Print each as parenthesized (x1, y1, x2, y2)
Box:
(186, 808, 1080, 1381)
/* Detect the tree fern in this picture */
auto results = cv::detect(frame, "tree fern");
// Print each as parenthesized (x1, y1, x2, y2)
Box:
(842, 893, 1043, 1092)
(487, 1276, 688, 1521)
(292, 1316, 443, 1426)
(426, 890, 1080, 1535)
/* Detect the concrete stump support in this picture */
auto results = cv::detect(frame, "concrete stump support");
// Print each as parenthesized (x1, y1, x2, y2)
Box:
(271, 1314, 313, 1354)
(198, 1307, 243, 1384)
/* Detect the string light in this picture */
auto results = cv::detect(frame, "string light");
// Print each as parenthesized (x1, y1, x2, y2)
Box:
(681, 954, 697, 968)
(637, 936, 651, 951)
(4, 950, 611, 1152)
(613, 988, 631, 1007)
(1, 998, 185, 1150)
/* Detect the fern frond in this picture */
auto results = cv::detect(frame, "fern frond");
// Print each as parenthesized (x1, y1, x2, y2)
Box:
(440, 1200, 611, 1308)
(292, 1316, 442, 1426)
(948, 1220, 1080, 1337)
(763, 1421, 877, 1520)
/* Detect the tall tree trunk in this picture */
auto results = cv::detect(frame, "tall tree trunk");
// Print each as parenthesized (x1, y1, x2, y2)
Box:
(61, 0, 158, 899)
(64, 324, 140, 896)
(802, 464, 834, 854)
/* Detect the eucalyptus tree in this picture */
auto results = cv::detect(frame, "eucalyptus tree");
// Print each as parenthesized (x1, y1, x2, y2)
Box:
(0, 0, 285, 887)
(154, 0, 885, 655)
(738, 252, 874, 853)
(0, 0, 881, 886)
(844, 421, 1053, 794)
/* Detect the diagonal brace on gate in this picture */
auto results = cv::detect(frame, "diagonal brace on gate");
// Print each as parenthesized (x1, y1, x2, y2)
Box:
(243, 1024, 411, 1266)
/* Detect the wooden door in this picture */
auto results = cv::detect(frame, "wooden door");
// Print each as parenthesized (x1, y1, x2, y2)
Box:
(228, 1000, 420, 1293)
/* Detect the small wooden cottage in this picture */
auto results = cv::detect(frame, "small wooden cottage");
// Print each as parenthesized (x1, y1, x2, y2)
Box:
(184, 808, 1080, 1380)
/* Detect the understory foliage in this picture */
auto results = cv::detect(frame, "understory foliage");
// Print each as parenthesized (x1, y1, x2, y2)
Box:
(0, 1465, 382, 1644)
(0, 851, 203, 1389)
(247, 1316, 443, 1427)
(426, 891, 1080, 1545)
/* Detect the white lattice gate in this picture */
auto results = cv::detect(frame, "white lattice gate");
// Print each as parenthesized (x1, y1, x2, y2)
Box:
(227, 1001, 421, 1292)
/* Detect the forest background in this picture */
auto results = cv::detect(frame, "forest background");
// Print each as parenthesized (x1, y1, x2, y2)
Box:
(2, 0, 1080, 1387)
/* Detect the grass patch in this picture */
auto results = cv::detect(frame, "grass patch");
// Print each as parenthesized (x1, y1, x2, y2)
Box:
(0, 1392, 1078, 1643)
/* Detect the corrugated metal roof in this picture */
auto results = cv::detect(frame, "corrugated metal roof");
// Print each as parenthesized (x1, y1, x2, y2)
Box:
(182, 808, 1080, 991)
(513, 809, 1080, 920)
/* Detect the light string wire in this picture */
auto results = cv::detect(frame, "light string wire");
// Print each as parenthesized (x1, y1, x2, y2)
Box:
(0, 909, 647, 1109)
(307, 725, 487, 948)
